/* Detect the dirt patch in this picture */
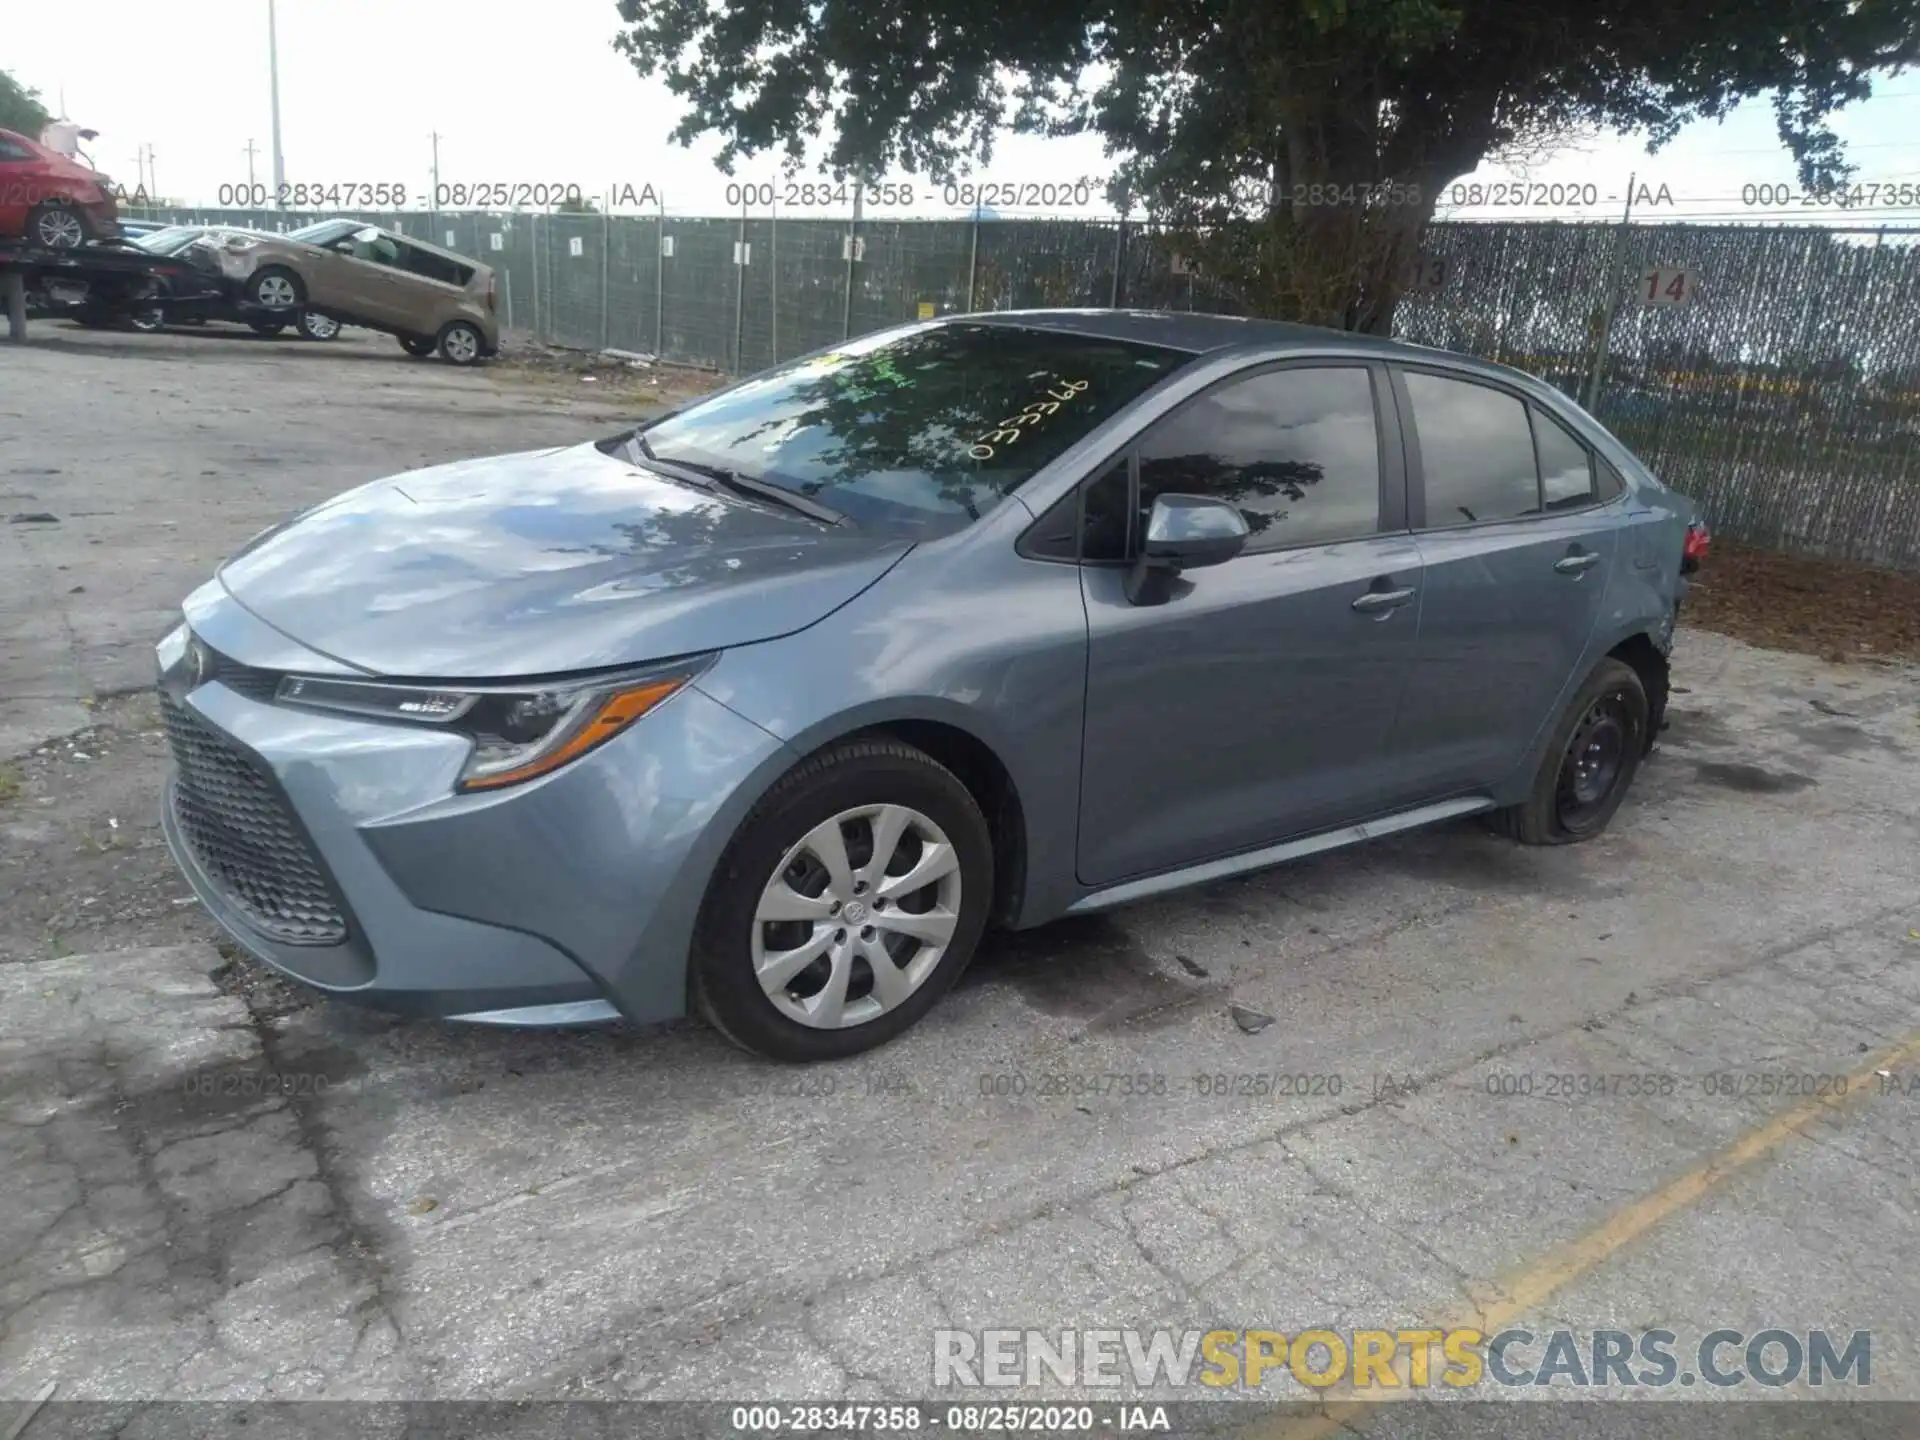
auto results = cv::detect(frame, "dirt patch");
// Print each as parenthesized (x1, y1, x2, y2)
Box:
(0, 693, 224, 965)
(488, 337, 728, 410)
(1682, 540, 1920, 664)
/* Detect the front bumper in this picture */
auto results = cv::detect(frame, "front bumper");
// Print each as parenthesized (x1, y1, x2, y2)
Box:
(157, 589, 796, 1026)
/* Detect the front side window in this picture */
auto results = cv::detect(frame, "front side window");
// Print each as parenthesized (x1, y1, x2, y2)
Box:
(639, 322, 1190, 537)
(1135, 366, 1383, 550)
(1404, 371, 1540, 526)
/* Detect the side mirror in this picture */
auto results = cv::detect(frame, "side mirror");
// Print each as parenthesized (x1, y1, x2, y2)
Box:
(1125, 494, 1249, 605)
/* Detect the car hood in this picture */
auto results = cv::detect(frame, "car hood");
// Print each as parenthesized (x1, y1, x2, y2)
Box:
(217, 442, 912, 679)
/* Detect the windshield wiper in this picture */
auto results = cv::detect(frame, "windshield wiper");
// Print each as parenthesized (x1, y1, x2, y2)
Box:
(630, 433, 846, 527)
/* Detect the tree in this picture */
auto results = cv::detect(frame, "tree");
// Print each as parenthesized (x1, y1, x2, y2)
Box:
(0, 69, 51, 138)
(612, 0, 1918, 333)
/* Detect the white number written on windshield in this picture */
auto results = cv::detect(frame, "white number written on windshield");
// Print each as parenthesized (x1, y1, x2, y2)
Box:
(968, 379, 1090, 461)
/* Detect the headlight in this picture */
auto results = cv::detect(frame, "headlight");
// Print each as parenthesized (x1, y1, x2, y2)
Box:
(275, 657, 711, 791)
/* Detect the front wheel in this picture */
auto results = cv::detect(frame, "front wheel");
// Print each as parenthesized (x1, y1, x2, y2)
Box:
(247, 266, 303, 312)
(1489, 658, 1649, 845)
(692, 739, 993, 1061)
(296, 309, 340, 341)
(27, 203, 87, 249)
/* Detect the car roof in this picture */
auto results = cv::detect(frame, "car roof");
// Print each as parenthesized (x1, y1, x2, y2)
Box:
(961, 308, 1554, 397)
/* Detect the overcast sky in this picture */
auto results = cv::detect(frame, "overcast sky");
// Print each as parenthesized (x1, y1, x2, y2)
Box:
(10, 0, 1920, 226)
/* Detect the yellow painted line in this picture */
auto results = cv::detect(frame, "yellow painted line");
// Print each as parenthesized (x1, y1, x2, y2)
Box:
(1247, 1028, 1920, 1440)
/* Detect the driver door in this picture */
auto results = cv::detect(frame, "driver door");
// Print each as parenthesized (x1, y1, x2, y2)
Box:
(1076, 361, 1424, 887)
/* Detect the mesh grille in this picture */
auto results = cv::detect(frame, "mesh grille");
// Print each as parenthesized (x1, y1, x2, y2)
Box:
(162, 693, 347, 945)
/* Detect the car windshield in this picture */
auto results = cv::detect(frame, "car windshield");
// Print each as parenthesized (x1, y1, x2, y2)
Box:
(636, 321, 1190, 535)
(133, 226, 208, 255)
(286, 219, 362, 246)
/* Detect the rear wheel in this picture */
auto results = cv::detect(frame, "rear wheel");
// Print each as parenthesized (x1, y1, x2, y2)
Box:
(27, 203, 87, 249)
(398, 334, 437, 357)
(692, 739, 993, 1062)
(127, 305, 165, 333)
(436, 320, 484, 365)
(1490, 658, 1649, 845)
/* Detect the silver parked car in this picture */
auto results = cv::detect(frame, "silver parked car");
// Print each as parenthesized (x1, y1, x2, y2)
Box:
(157, 312, 1700, 1061)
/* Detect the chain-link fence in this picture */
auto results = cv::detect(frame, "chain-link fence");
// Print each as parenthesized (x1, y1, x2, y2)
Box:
(140, 206, 1920, 570)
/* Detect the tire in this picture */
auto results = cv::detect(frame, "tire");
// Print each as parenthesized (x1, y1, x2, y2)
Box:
(128, 306, 165, 333)
(1489, 658, 1649, 846)
(248, 317, 289, 336)
(398, 334, 437, 357)
(247, 266, 304, 312)
(691, 739, 993, 1062)
(296, 309, 340, 341)
(436, 320, 484, 365)
(28, 203, 88, 249)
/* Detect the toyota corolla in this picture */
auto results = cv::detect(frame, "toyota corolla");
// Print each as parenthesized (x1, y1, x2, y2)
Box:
(157, 311, 1697, 1061)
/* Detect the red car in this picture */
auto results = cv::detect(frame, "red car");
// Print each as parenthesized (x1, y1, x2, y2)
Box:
(0, 127, 119, 248)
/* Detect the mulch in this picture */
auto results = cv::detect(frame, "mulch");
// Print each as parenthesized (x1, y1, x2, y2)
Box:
(1682, 541, 1920, 664)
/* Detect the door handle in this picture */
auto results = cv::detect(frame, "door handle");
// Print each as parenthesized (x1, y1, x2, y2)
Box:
(1554, 552, 1602, 575)
(1351, 587, 1416, 614)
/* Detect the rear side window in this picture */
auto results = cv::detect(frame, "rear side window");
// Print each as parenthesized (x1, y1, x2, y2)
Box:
(0, 138, 35, 161)
(401, 244, 475, 287)
(1135, 366, 1383, 551)
(1404, 371, 1539, 526)
(1533, 408, 1596, 510)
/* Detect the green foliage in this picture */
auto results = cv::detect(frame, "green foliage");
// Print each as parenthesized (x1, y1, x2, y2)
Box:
(0, 70, 51, 137)
(614, 0, 1919, 330)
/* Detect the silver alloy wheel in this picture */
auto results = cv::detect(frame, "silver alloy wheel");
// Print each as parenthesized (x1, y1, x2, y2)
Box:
(255, 274, 298, 309)
(301, 311, 340, 339)
(752, 803, 962, 1029)
(441, 325, 479, 363)
(36, 208, 84, 248)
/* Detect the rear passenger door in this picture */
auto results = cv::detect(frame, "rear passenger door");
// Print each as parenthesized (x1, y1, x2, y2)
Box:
(1390, 366, 1625, 793)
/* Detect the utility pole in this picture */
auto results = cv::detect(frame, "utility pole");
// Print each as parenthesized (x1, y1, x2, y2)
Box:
(144, 145, 157, 205)
(243, 138, 259, 194)
(1583, 172, 1637, 411)
(429, 131, 441, 218)
(267, 0, 286, 206)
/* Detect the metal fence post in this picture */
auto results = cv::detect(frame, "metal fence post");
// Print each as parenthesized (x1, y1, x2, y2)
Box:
(734, 192, 747, 371)
(770, 201, 779, 365)
(1583, 173, 1637, 411)
(599, 207, 610, 352)
(965, 203, 980, 312)
(1109, 215, 1125, 307)
(842, 176, 864, 339)
(655, 195, 665, 359)
(531, 214, 543, 341)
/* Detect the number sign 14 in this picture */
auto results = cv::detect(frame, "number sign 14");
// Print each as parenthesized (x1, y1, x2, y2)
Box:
(1641, 267, 1693, 305)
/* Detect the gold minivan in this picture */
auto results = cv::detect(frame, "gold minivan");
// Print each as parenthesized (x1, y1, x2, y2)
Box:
(212, 218, 500, 364)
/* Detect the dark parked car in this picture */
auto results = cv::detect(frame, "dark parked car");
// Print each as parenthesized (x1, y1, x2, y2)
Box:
(157, 312, 1699, 1061)
(72, 226, 340, 339)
